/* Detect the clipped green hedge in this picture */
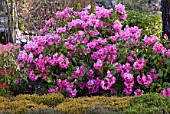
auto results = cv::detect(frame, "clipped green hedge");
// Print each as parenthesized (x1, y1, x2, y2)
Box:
(0, 93, 169, 114)
(54, 96, 132, 114)
(125, 93, 170, 114)
(14, 93, 65, 107)
(0, 100, 48, 113)
(125, 10, 162, 38)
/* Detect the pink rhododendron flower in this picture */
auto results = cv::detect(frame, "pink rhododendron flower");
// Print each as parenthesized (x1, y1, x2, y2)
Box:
(122, 72, 134, 82)
(78, 82, 86, 89)
(86, 79, 100, 93)
(40, 26, 48, 34)
(115, 3, 125, 14)
(153, 42, 166, 54)
(48, 88, 55, 93)
(161, 88, 170, 97)
(87, 69, 94, 79)
(56, 26, 66, 33)
(94, 59, 103, 70)
(124, 88, 133, 95)
(122, 63, 132, 72)
(165, 49, 170, 56)
(113, 20, 122, 32)
(137, 73, 153, 86)
(116, 64, 123, 73)
(59, 58, 69, 69)
(110, 33, 119, 42)
(110, 88, 116, 94)
(69, 89, 77, 98)
(118, 12, 127, 20)
(45, 18, 55, 26)
(134, 89, 144, 96)
(127, 56, 134, 62)
(29, 70, 38, 81)
(133, 58, 146, 70)
(143, 35, 159, 45)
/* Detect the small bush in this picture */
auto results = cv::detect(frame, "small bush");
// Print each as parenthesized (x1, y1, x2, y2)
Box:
(14, 94, 39, 101)
(14, 93, 65, 107)
(0, 100, 48, 113)
(126, 93, 170, 114)
(130, 93, 170, 108)
(17, 3, 169, 98)
(0, 97, 9, 103)
(33, 93, 65, 107)
(55, 96, 131, 114)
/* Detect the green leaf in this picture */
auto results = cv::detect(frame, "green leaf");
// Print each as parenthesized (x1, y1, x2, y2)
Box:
(158, 69, 163, 77)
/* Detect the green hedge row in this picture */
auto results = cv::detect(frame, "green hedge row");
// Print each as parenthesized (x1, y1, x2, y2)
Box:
(0, 93, 169, 114)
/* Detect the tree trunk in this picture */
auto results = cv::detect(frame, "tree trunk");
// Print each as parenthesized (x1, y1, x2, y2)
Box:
(161, 0, 170, 39)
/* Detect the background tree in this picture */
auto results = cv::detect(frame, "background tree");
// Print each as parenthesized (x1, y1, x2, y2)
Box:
(161, 0, 170, 39)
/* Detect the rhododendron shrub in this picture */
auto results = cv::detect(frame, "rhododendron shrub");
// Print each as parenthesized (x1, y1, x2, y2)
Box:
(0, 43, 21, 87)
(18, 3, 170, 97)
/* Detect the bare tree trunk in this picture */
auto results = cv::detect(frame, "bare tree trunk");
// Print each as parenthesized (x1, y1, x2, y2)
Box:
(5, 0, 13, 43)
(161, 0, 170, 39)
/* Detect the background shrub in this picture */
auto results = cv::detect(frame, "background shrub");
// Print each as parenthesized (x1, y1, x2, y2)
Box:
(15, 0, 93, 34)
(125, 10, 162, 38)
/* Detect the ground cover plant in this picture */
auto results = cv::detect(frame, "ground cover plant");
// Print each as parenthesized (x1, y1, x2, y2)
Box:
(17, 3, 170, 98)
